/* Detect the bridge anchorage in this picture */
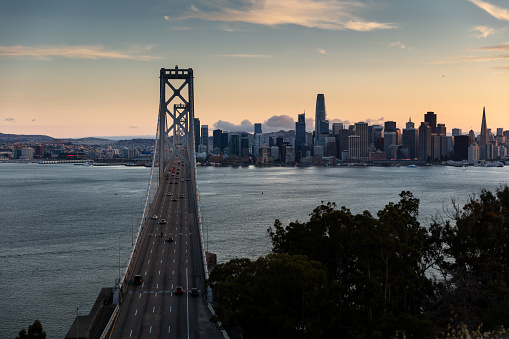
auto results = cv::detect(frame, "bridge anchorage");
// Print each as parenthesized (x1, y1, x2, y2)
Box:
(66, 67, 223, 339)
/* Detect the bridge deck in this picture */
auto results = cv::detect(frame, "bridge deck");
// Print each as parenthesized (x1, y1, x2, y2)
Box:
(108, 159, 223, 339)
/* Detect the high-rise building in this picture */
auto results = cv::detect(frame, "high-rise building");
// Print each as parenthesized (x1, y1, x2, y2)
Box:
(230, 134, 240, 156)
(295, 113, 306, 162)
(201, 125, 209, 154)
(314, 94, 326, 145)
(332, 123, 343, 135)
(424, 112, 437, 134)
(241, 133, 249, 157)
(452, 128, 462, 136)
(372, 125, 384, 151)
(419, 122, 431, 161)
(385, 121, 397, 133)
(406, 118, 414, 129)
(194, 118, 200, 152)
(453, 135, 469, 161)
(213, 129, 223, 153)
(348, 135, 361, 160)
(402, 119, 418, 159)
(436, 123, 446, 136)
(497, 128, 503, 136)
(468, 143, 480, 163)
(253, 123, 263, 157)
(354, 122, 369, 161)
(221, 132, 229, 154)
(479, 107, 489, 160)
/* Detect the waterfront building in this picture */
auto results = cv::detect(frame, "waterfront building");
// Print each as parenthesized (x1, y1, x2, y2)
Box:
(270, 146, 280, 160)
(295, 113, 306, 162)
(21, 147, 34, 160)
(201, 125, 209, 154)
(213, 129, 223, 154)
(453, 135, 469, 161)
(424, 111, 437, 134)
(253, 123, 262, 157)
(419, 122, 432, 161)
(479, 107, 488, 160)
(194, 118, 200, 152)
(314, 94, 327, 145)
(402, 120, 418, 159)
(468, 142, 480, 163)
(230, 134, 240, 156)
(354, 122, 369, 161)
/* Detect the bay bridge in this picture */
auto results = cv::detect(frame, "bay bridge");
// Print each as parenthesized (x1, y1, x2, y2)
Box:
(66, 67, 226, 339)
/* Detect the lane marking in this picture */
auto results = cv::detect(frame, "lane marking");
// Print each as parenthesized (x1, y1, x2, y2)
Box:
(139, 293, 142, 299)
(129, 330, 132, 337)
(159, 270, 161, 275)
(153, 307, 155, 313)
(150, 326, 152, 333)
(148, 260, 150, 264)
(135, 309, 137, 316)
(155, 292, 158, 297)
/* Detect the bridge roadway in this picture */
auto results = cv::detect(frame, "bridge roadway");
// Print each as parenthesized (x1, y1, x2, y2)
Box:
(109, 159, 223, 339)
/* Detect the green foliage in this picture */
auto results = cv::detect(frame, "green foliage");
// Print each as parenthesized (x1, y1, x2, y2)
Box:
(211, 187, 509, 338)
(16, 320, 46, 339)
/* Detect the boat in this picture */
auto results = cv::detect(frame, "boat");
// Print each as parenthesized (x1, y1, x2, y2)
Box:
(407, 164, 416, 168)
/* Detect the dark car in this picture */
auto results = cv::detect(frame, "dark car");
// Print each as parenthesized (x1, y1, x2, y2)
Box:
(179, 194, 184, 198)
(167, 236, 174, 242)
(159, 219, 167, 224)
(133, 275, 142, 285)
(172, 198, 178, 201)
(191, 288, 199, 297)
(175, 286, 184, 295)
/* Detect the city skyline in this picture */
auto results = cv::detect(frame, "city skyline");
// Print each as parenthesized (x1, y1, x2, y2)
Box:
(1, 0, 508, 138)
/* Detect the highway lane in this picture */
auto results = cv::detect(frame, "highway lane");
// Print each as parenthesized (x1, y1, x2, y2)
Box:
(109, 159, 222, 339)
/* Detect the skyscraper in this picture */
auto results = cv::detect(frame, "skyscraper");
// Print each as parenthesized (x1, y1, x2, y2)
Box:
(418, 122, 431, 161)
(479, 107, 488, 160)
(213, 129, 222, 153)
(201, 125, 209, 154)
(253, 123, 263, 157)
(354, 122, 369, 161)
(314, 94, 326, 145)
(424, 112, 437, 134)
(402, 118, 418, 159)
(295, 113, 306, 162)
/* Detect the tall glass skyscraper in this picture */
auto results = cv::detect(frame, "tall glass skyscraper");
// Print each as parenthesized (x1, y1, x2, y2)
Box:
(193, 118, 200, 152)
(314, 94, 326, 145)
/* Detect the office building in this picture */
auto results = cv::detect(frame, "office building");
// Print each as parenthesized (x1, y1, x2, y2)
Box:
(200, 125, 209, 154)
(402, 119, 418, 159)
(230, 134, 240, 156)
(452, 128, 462, 136)
(424, 112, 437, 134)
(213, 129, 223, 154)
(354, 122, 369, 161)
(419, 122, 432, 161)
(314, 94, 327, 145)
(453, 135, 469, 161)
(253, 123, 263, 157)
(479, 107, 488, 160)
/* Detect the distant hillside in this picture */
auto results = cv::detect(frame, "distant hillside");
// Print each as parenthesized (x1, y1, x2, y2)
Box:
(0, 133, 57, 144)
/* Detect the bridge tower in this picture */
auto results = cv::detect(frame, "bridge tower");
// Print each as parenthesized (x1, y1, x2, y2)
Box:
(158, 66, 196, 181)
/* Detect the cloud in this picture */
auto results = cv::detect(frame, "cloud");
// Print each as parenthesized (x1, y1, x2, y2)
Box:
(389, 41, 410, 50)
(172, 0, 396, 32)
(264, 115, 295, 131)
(214, 54, 272, 58)
(213, 119, 254, 132)
(468, 0, 509, 21)
(0, 45, 158, 61)
(470, 43, 509, 51)
(5, 118, 15, 122)
(471, 25, 497, 38)
(318, 48, 327, 55)
(32, 119, 36, 122)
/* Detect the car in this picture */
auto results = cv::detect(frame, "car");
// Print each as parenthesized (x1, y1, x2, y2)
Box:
(179, 194, 184, 198)
(159, 219, 167, 224)
(160, 232, 164, 237)
(186, 178, 190, 181)
(167, 192, 172, 196)
(152, 215, 158, 220)
(191, 288, 199, 297)
(172, 198, 178, 201)
(181, 178, 185, 181)
(133, 275, 142, 285)
(167, 236, 174, 242)
(175, 286, 184, 295)
(174, 181, 178, 184)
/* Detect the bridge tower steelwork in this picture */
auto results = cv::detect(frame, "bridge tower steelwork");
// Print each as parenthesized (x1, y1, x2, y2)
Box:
(158, 66, 196, 181)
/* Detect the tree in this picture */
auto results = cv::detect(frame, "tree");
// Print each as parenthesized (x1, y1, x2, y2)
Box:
(16, 320, 46, 339)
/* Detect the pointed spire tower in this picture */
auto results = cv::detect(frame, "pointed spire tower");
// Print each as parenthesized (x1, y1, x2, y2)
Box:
(479, 106, 488, 147)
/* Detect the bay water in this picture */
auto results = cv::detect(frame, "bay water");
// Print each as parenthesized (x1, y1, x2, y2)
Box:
(0, 163, 508, 338)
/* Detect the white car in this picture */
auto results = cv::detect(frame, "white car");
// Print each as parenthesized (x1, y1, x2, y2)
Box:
(152, 215, 158, 220)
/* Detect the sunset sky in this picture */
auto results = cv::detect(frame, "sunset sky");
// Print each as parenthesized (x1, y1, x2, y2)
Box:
(1, 0, 508, 138)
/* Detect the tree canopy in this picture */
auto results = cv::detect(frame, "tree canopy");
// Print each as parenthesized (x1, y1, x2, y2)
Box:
(15, 320, 46, 339)
(208, 187, 509, 338)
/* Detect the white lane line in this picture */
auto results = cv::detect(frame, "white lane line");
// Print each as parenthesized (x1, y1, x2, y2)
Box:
(150, 326, 152, 333)
(151, 250, 152, 253)
(170, 306, 172, 312)
(186, 259, 188, 264)
(153, 306, 155, 313)
(172, 270, 174, 275)
(135, 309, 138, 316)
(159, 270, 161, 275)
(130, 330, 132, 337)
(169, 326, 171, 333)
(142, 282, 144, 288)
(145, 271, 147, 275)
(139, 293, 142, 299)
(156, 283, 158, 288)
(161, 259, 163, 264)
(186, 266, 190, 339)
(155, 292, 158, 297)
(173, 259, 175, 263)
(148, 260, 150, 264)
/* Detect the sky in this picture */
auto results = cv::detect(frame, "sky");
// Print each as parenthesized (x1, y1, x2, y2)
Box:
(0, 0, 508, 138)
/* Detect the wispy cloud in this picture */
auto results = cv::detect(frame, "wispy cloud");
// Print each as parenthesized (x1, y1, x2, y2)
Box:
(214, 54, 272, 58)
(471, 25, 495, 38)
(389, 41, 411, 50)
(469, 43, 509, 51)
(0, 45, 158, 61)
(171, 0, 396, 32)
(433, 54, 509, 64)
(5, 118, 15, 122)
(468, 0, 509, 21)
(318, 48, 327, 55)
